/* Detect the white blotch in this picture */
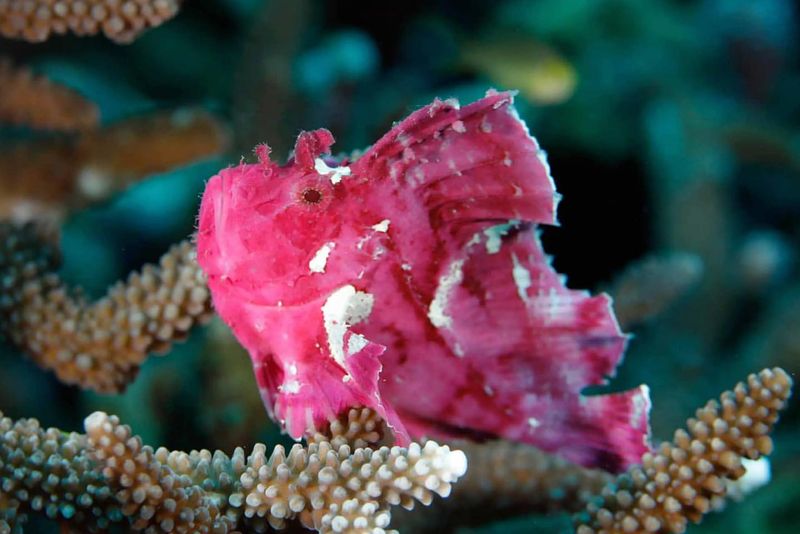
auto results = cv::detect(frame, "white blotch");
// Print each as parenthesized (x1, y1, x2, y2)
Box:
(372, 245, 386, 260)
(511, 253, 532, 303)
(483, 385, 494, 397)
(482, 221, 520, 254)
(280, 380, 301, 394)
(348, 333, 369, 354)
(444, 449, 468, 478)
(480, 115, 492, 133)
(724, 457, 773, 502)
(451, 120, 466, 133)
(309, 242, 335, 273)
(77, 166, 112, 200)
(428, 260, 465, 329)
(289, 364, 298, 375)
(485, 231, 502, 253)
(527, 417, 541, 429)
(322, 285, 374, 366)
(342, 374, 352, 383)
(729, 458, 771, 499)
(453, 343, 465, 358)
(314, 158, 351, 185)
(444, 97, 461, 110)
(371, 219, 390, 232)
(401, 263, 412, 271)
(502, 152, 513, 166)
(630, 385, 650, 427)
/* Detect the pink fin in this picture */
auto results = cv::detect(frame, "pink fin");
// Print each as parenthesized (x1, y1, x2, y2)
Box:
(253, 323, 409, 443)
(354, 90, 559, 239)
(421, 226, 650, 470)
(293, 129, 335, 170)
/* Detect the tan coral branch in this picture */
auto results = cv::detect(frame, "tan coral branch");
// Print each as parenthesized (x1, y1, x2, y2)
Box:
(0, 411, 117, 533)
(0, 108, 227, 223)
(0, 408, 467, 533)
(0, 58, 99, 131)
(394, 439, 613, 533)
(610, 252, 703, 329)
(575, 367, 793, 534)
(0, 223, 213, 393)
(0, 0, 181, 43)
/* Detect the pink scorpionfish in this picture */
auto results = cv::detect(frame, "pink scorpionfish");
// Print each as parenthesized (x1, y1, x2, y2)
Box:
(197, 90, 651, 471)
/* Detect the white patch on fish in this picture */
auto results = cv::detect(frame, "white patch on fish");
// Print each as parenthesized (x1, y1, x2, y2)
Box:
(309, 242, 335, 273)
(322, 285, 374, 366)
(631, 385, 650, 427)
(428, 259, 465, 329)
(280, 379, 301, 394)
(314, 158, 351, 184)
(371, 219, 390, 232)
(347, 333, 369, 354)
(511, 253, 532, 303)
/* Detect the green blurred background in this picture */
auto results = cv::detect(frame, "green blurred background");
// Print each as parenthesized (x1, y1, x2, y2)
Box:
(1, 0, 798, 532)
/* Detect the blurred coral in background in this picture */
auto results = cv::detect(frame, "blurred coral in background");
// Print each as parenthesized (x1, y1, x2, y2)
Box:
(1, 0, 798, 532)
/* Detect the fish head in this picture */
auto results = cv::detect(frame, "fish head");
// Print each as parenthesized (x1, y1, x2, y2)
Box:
(197, 129, 379, 307)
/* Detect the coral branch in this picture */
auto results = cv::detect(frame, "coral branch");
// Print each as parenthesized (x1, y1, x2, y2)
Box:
(309, 407, 392, 449)
(610, 253, 703, 329)
(0, 58, 99, 131)
(77, 109, 227, 188)
(0, 411, 117, 533)
(0, 109, 227, 223)
(394, 440, 613, 533)
(0, 409, 467, 533)
(0, 223, 213, 393)
(575, 367, 793, 534)
(0, 0, 181, 43)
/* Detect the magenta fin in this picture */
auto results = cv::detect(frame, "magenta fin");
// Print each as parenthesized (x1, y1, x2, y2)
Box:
(354, 91, 558, 238)
(420, 226, 650, 469)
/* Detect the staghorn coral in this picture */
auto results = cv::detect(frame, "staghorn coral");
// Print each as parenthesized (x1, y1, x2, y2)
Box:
(574, 367, 793, 534)
(0, 407, 467, 533)
(0, 108, 227, 223)
(609, 252, 704, 329)
(308, 407, 391, 450)
(3, 365, 790, 534)
(0, 411, 120, 533)
(77, 109, 227, 190)
(0, 58, 99, 132)
(394, 439, 613, 533)
(0, 222, 212, 393)
(0, 0, 181, 43)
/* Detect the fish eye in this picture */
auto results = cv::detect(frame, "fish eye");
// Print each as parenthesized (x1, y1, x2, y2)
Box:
(301, 187, 323, 204)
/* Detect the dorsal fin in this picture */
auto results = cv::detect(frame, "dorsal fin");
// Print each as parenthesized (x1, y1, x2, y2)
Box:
(353, 91, 559, 241)
(292, 129, 335, 170)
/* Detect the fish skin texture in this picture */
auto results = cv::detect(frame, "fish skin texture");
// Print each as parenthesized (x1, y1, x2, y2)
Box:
(197, 90, 651, 471)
